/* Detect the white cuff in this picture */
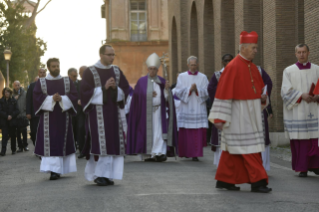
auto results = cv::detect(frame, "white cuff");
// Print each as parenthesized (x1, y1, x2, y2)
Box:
(91, 87, 103, 105)
(117, 87, 125, 102)
(42, 96, 56, 111)
(59, 95, 73, 112)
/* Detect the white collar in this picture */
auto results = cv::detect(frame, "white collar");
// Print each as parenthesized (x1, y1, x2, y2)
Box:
(95, 60, 113, 69)
(220, 67, 225, 73)
(303, 61, 309, 66)
(239, 53, 250, 61)
(46, 73, 62, 80)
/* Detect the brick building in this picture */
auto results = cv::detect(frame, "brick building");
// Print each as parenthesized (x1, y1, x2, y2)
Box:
(168, 0, 319, 144)
(102, 0, 169, 86)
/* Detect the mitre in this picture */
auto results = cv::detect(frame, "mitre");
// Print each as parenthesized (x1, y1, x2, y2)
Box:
(146, 53, 161, 69)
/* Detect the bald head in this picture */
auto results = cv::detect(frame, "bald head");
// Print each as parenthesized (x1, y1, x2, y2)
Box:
(79, 66, 87, 79)
(38, 68, 46, 78)
(13, 81, 20, 92)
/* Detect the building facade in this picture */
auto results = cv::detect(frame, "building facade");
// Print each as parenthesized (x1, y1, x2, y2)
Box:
(168, 0, 318, 144)
(102, 0, 169, 85)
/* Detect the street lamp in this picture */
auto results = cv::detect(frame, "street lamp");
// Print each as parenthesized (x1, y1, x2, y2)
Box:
(3, 47, 12, 87)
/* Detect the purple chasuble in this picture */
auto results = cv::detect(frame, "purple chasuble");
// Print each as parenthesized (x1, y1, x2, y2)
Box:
(207, 73, 220, 147)
(260, 67, 273, 146)
(81, 66, 130, 157)
(126, 75, 178, 156)
(33, 77, 78, 157)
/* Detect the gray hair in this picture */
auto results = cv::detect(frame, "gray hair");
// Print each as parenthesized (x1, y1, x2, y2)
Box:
(239, 43, 251, 50)
(187, 56, 198, 65)
(13, 80, 20, 85)
(295, 43, 309, 52)
(68, 68, 77, 75)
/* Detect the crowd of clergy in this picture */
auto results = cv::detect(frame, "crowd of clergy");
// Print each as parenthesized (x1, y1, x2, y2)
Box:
(1, 30, 319, 193)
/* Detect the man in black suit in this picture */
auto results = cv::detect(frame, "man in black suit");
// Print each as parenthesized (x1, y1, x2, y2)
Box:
(68, 67, 87, 158)
(26, 68, 47, 146)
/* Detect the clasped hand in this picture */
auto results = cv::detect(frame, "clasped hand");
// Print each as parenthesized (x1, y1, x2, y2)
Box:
(53, 93, 62, 102)
(105, 77, 116, 90)
(302, 93, 319, 103)
(190, 83, 197, 92)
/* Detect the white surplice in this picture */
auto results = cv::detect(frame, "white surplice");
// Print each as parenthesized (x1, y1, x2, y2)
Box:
(209, 98, 268, 154)
(281, 63, 319, 140)
(39, 73, 77, 175)
(84, 61, 126, 181)
(174, 72, 209, 129)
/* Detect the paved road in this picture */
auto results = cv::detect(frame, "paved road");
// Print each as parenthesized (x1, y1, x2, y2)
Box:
(0, 141, 319, 212)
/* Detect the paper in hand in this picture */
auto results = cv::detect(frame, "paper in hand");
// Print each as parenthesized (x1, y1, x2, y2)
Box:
(262, 85, 267, 95)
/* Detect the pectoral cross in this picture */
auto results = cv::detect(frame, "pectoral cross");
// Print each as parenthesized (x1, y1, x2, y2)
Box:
(252, 85, 256, 93)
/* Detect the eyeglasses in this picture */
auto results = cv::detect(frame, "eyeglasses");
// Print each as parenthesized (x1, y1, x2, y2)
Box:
(102, 54, 116, 57)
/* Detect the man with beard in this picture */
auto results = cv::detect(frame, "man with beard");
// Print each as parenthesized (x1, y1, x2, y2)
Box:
(26, 68, 46, 146)
(33, 58, 78, 180)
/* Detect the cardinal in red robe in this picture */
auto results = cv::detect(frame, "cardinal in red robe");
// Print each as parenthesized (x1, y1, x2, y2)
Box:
(208, 31, 272, 193)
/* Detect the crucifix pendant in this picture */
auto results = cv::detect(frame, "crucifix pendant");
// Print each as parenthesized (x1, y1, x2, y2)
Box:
(252, 86, 256, 93)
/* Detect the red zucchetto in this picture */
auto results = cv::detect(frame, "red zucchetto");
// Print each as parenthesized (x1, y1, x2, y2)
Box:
(240, 31, 258, 44)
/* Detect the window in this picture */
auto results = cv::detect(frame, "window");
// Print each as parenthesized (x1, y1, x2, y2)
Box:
(130, 1, 147, 41)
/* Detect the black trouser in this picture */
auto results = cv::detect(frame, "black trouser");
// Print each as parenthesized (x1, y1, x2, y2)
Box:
(77, 113, 86, 152)
(16, 127, 28, 149)
(30, 117, 40, 146)
(1, 126, 17, 152)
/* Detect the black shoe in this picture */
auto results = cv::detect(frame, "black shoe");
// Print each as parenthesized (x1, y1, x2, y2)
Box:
(192, 157, 199, 161)
(104, 178, 114, 185)
(216, 181, 240, 191)
(17, 148, 23, 153)
(251, 186, 272, 193)
(94, 177, 108, 186)
(50, 172, 60, 180)
(0, 149, 6, 156)
(24, 147, 29, 151)
(158, 155, 167, 162)
(144, 157, 157, 162)
(12, 151, 16, 155)
(299, 172, 308, 177)
(78, 153, 85, 159)
(309, 168, 319, 175)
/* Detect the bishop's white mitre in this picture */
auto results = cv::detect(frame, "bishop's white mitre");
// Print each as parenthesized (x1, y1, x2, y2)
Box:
(146, 53, 161, 69)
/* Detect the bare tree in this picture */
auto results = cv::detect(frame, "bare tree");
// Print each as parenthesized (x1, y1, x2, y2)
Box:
(3, 0, 53, 29)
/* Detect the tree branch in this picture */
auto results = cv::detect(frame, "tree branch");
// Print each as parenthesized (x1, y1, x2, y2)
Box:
(26, 0, 36, 8)
(37, 0, 52, 15)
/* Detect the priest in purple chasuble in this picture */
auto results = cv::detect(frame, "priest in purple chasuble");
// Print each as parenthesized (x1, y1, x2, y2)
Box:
(175, 56, 209, 161)
(207, 54, 234, 167)
(33, 58, 78, 181)
(281, 43, 319, 177)
(126, 53, 178, 162)
(81, 44, 130, 186)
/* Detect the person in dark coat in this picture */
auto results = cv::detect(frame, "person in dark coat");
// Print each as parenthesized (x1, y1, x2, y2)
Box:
(26, 68, 46, 146)
(0, 87, 20, 156)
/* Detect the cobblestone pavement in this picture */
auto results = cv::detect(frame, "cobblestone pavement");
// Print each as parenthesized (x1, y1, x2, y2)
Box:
(0, 140, 319, 212)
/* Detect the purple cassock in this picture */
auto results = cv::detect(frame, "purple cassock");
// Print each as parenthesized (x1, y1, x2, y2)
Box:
(126, 75, 178, 156)
(207, 66, 273, 148)
(81, 65, 130, 157)
(33, 77, 78, 157)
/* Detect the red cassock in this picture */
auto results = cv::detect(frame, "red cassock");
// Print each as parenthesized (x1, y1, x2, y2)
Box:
(214, 55, 268, 185)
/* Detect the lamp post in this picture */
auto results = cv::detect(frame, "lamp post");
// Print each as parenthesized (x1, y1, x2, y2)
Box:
(3, 47, 12, 87)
